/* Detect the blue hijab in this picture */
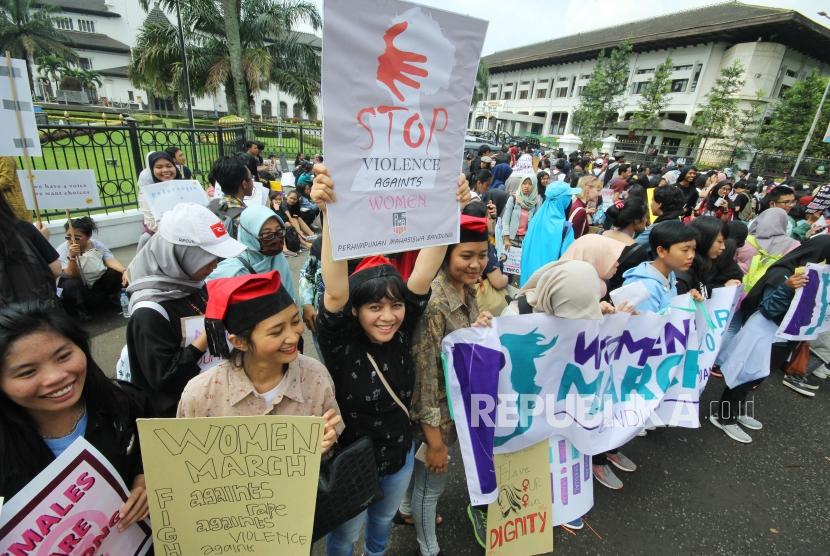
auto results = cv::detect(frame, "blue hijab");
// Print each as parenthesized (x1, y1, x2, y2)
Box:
(519, 182, 581, 286)
(491, 163, 512, 190)
(207, 205, 298, 303)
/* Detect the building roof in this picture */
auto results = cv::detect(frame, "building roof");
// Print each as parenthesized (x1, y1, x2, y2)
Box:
(59, 30, 131, 54)
(98, 65, 129, 78)
(484, 1, 830, 72)
(35, 0, 120, 18)
(609, 119, 699, 135)
(144, 6, 170, 26)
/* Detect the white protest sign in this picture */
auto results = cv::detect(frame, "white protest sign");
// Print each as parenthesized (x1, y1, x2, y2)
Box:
(322, 0, 488, 260)
(0, 437, 151, 555)
(18, 169, 100, 210)
(503, 247, 522, 275)
(245, 180, 269, 206)
(140, 179, 208, 220)
(180, 315, 226, 372)
(0, 58, 41, 156)
(609, 281, 650, 309)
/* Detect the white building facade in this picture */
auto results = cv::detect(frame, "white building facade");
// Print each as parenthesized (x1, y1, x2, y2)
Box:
(472, 2, 830, 144)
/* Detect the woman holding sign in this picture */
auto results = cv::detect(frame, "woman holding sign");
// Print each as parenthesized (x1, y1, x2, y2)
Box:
(137, 151, 183, 249)
(0, 301, 150, 529)
(311, 164, 471, 556)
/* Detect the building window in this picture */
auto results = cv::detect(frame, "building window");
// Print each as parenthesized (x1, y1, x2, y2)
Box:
(78, 58, 91, 70)
(489, 92, 497, 100)
(661, 137, 681, 155)
(555, 87, 568, 98)
(785, 69, 798, 78)
(690, 63, 703, 92)
(78, 19, 95, 33)
(634, 81, 650, 94)
(636, 68, 655, 75)
(55, 17, 73, 31)
(549, 112, 568, 135)
(670, 79, 688, 93)
(536, 89, 547, 98)
(778, 84, 791, 98)
(580, 74, 592, 80)
(557, 76, 568, 82)
(502, 91, 511, 100)
(672, 64, 693, 71)
(127, 90, 134, 101)
(519, 90, 528, 99)
(577, 86, 585, 96)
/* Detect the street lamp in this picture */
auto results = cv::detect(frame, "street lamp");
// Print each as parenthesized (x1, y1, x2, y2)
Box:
(793, 12, 830, 176)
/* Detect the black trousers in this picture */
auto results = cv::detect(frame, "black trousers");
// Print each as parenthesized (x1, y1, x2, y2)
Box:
(59, 267, 122, 315)
(716, 341, 796, 424)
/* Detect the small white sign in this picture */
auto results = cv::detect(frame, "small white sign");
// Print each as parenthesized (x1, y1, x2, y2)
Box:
(19, 169, 99, 210)
(0, 58, 41, 156)
(180, 315, 227, 373)
(140, 179, 208, 220)
(609, 281, 651, 309)
(245, 180, 269, 206)
(503, 246, 522, 275)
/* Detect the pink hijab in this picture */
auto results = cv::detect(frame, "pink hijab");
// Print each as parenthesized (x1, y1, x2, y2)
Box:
(561, 234, 626, 296)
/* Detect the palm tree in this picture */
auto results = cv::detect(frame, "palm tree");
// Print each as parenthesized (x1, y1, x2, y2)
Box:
(78, 69, 102, 103)
(132, 0, 320, 129)
(36, 53, 64, 97)
(0, 0, 77, 93)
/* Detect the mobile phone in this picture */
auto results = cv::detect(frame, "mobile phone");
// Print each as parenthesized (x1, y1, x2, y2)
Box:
(414, 442, 450, 463)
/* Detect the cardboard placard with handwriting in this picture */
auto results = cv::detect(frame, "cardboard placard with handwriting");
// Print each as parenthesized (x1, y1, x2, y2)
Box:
(137, 416, 324, 555)
(485, 440, 553, 556)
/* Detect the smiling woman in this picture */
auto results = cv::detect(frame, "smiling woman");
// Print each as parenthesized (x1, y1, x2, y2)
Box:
(0, 301, 151, 531)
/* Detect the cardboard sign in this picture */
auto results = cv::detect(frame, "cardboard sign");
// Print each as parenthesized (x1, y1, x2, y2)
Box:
(807, 185, 830, 213)
(19, 169, 100, 210)
(141, 179, 209, 219)
(485, 440, 553, 556)
(503, 247, 522, 275)
(0, 438, 151, 555)
(322, 0, 488, 259)
(137, 416, 324, 556)
(0, 58, 41, 156)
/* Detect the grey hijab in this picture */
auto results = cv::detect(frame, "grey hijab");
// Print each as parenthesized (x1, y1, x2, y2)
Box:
(127, 233, 216, 310)
(749, 207, 798, 255)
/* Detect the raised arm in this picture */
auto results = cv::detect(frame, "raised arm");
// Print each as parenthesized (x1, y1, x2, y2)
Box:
(311, 165, 349, 313)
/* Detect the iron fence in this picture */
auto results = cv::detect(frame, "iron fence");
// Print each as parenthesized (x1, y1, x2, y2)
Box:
(253, 123, 322, 159)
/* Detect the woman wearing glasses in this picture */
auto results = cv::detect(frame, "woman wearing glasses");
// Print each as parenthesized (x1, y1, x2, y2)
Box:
(208, 205, 298, 303)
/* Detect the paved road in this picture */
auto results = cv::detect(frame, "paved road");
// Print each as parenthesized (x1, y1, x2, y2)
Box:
(88, 247, 830, 556)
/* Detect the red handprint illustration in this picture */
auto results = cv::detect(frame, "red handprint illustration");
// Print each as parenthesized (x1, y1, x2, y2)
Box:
(376, 21, 429, 102)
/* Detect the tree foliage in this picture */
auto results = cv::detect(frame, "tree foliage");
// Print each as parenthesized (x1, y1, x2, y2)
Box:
(730, 89, 765, 158)
(630, 56, 672, 134)
(692, 60, 744, 152)
(756, 71, 830, 158)
(471, 61, 489, 106)
(573, 40, 632, 149)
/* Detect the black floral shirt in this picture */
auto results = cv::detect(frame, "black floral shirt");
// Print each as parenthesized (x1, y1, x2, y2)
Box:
(316, 288, 430, 475)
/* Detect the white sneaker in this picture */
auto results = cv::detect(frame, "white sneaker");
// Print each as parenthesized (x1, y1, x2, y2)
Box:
(709, 414, 752, 444)
(737, 414, 763, 430)
(813, 365, 829, 380)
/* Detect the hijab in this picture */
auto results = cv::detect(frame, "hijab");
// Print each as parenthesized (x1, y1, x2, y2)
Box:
(561, 234, 626, 296)
(749, 207, 799, 255)
(519, 182, 580, 286)
(126, 233, 216, 310)
(491, 163, 512, 190)
(137, 151, 182, 187)
(515, 173, 539, 209)
(208, 205, 298, 303)
(520, 260, 602, 319)
(741, 235, 830, 317)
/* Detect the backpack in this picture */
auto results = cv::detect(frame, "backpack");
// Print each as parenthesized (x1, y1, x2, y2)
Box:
(742, 236, 784, 292)
(284, 226, 301, 253)
(737, 192, 755, 222)
(115, 301, 169, 382)
(0, 228, 56, 308)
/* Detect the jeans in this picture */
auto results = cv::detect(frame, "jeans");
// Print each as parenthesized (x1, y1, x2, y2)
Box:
(399, 452, 451, 556)
(326, 447, 414, 556)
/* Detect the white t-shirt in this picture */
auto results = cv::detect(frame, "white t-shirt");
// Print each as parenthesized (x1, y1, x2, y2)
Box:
(257, 377, 289, 407)
(57, 238, 114, 268)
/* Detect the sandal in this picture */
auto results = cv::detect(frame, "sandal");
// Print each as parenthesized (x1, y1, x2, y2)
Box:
(393, 511, 443, 526)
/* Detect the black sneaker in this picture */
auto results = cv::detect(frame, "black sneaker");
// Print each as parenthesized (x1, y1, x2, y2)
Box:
(467, 504, 487, 549)
(782, 375, 816, 397)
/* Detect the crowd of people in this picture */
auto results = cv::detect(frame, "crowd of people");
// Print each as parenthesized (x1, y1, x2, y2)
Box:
(2, 140, 829, 555)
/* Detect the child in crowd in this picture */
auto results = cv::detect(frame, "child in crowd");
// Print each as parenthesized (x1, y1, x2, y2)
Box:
(177, 271, 342, 454)
(126, 203, 246, 417)
(623, 220, 701, 313)
(311, 164, 471, 556)
(58, 216, 128, 320)
(0, 301, 150, 532)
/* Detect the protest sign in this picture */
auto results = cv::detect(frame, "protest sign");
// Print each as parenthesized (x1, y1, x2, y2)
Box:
(18, 169, 100, 210)
(322, 0, 488, 260)
(141, 179, 208, 219)
(443, 290, 734, 505)
(807, 185, 830, 213)
(0, 57, 41, 157)
(549, 436, 592, 526)
(245, 181, 270, 206)
(137, 415, 324, 556)
(485, 440, 552, 556)
(180, 316, 225, 372)
(776, 263, 830, 340)
(0, 438, 151, 556)
(503, 247, 522, 276)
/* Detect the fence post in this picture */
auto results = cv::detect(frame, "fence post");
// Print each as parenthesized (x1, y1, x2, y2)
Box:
(217, 126, 225, 157)
(299, 124, 304, 153)
(126, 118, 144, 173)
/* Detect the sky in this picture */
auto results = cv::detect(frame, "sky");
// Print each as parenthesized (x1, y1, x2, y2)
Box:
(301, 0, 830, 55)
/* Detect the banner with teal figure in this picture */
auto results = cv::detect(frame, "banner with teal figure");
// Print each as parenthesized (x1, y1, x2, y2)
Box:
(776, 263, 830, 341)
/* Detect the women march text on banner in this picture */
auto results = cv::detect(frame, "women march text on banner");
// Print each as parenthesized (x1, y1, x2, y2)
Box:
(0, 437, 151, 555)
(442, 290, 735, 506)
(776, 263, 830, 341)
(321, 0, 488, 260)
